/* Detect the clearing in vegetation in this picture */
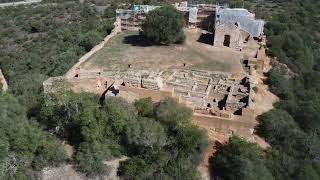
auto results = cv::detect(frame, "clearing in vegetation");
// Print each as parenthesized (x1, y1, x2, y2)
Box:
(81, 29, 244, 73)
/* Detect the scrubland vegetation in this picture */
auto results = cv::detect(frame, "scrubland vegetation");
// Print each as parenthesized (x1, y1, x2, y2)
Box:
(0, 0, 319, 179)
(210, 0, 320, 180)
(38, 93, 208, 178)
(0, 0, 114, 108)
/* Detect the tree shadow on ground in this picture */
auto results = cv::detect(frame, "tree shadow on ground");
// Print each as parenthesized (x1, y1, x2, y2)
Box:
(123, 34, 165, 47)
(197, 33, 214, 45)
(208, 141, 224, 180)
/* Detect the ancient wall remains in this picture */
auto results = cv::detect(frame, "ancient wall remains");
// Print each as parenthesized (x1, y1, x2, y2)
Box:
(119, 86, 174, 102)
(193, 114, 257, 138)
(214, 23, 244, 50)
(116, 3, 217, 31)
(65, 21, 121, 79)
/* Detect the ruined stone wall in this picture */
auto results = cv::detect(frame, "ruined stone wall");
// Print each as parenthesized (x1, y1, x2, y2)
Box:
(193, 114, 256, 138)
(119, 86, 174, 102)
(120, 83, 257, 138)
(214, 23, 244, 50)
(65, 22, 121, 79)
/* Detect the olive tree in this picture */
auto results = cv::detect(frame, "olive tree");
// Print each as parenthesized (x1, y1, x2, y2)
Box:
(141, 5, 185, 44)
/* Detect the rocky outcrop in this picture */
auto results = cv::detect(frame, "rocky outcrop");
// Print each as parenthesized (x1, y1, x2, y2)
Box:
(0, 68, 8, 91)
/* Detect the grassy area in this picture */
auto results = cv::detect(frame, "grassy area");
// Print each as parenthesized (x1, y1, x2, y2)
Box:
(83, 32, 134, 70)
(82, 30, 243, 73)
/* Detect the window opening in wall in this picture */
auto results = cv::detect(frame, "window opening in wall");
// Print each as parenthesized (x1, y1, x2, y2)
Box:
(223, 35, 231, 47)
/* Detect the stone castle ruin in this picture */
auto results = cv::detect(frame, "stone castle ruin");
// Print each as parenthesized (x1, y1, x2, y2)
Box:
(116, 3, 216, 31)
(75, 69, 255, 120)
(44, 68, 257, 137)
(214, 8, 264, 50)
(116, 2, 264, 51)
(43, 2, 268, 139)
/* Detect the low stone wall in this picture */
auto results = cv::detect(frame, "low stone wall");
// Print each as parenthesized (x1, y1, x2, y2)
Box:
(120, 85, 256, 138)
(43, 22, 121, 92)
(44, 74, 257, 138)
(193, 114, 257, 139)
(65, 22, 121, 79)
(119, 86, 174, 102)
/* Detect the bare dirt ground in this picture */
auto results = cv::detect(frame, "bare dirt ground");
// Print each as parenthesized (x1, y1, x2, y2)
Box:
(55, 27, 277, 180)
(81, 29, 244, 74)
(198, 132, 229, 180)
(254, 56, 279, 117)
(40, 157, 128, 180)
(196, 42, 278, 180)
(39, 141, 128, 180)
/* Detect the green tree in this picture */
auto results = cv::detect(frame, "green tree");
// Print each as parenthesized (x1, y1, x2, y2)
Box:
(118, 157, 153, 180)
(297, 165, 320, 180)
(125, 117, 166, 149)
(141, 5, 185, 44)
(134, 97, 154, 117)
(32, 136, 68, 170)
(103, 97, 137, 135)
(103, 2, 117, 18)
(210, 136, 273, 180)
(38, 91, 101, 141)
(79, 31, 103, 52)
(256, 109, 303, 151)
(268, 64, 292, 99)
(265, 149, 300, 180)
(155, 97, 193, 128)
(175, 124, 208, 163)
(0, 92, 66, 178)
(165, 157, 201, 180)
(76, 141, 112, 176)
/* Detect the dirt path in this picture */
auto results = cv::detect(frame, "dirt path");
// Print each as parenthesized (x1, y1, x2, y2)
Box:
(198, 132, 229, 180)
(0, 0, 42, 8)
(254, 56, 279, 117)
(40, 156, 128, 180)
(196, 46, 278, 180)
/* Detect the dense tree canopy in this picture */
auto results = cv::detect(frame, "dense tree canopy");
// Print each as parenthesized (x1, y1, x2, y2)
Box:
(37, 93, 208, 178)
(210, 136, 273, 180)
(0, 92, 67, 179)
(0, 1, 208, 178)
(126, 117, 166, 148)
(0, 1, 114, 109)
(141, 5, 185, 44)
(253, 0, 320, 179)
(1, 0, 320, 179)
(207, 0, 320, 179)
(155, 97, 193, 127)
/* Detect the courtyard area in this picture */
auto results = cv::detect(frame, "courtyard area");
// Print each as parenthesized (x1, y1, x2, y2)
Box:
(80, 29, 244, 73)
